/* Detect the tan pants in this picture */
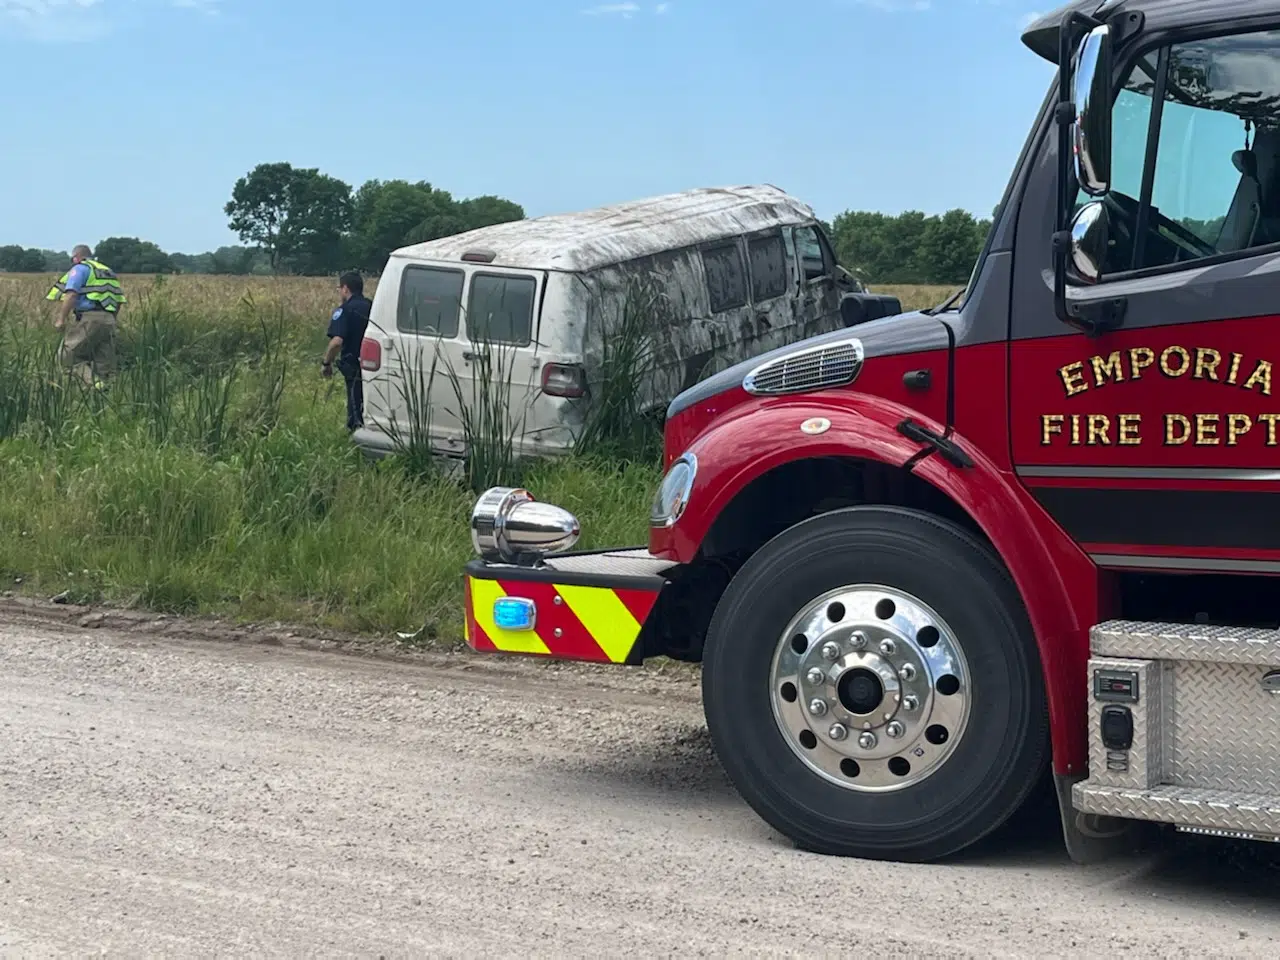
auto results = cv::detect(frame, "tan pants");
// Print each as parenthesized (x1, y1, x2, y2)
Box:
(60, 310, 118, 387)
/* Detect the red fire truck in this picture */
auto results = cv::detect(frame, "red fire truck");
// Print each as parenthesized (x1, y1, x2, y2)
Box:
(461, 0, 1280, 863)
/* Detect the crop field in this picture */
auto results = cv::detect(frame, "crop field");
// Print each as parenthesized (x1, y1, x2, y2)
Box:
(0, 273, 958, 640)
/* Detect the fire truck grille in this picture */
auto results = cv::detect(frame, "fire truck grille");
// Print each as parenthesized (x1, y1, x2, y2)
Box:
(742, 338, 865, 397)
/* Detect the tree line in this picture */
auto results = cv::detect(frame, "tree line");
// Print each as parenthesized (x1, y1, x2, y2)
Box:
(2, 160, 995, 286)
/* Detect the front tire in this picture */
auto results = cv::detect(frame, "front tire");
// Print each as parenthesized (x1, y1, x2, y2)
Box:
(702, 506, 1049, 862)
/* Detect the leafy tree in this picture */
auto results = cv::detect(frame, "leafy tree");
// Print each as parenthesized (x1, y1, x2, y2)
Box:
(96, 236, 174, 274)
(457, 195, 525, 231)
(830, 208, 991, 285)
(0, 245, 47, 272)
(349, 179, 525, 273)
(225, 162, 352, 274)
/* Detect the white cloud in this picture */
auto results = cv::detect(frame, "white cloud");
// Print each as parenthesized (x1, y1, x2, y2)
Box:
(0, 0, 105, 41)
(582, 2, 640, 16)
(1, 0, 217, 39)
(655, 2, 671, 12)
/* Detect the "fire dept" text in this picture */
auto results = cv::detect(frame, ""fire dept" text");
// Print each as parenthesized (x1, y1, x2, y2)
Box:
(1040, 346, 1276, 447)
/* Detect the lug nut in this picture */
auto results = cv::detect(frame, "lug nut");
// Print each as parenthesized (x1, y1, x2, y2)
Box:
(806, 667, 826, 685)
(879, 638, 897, 656)
(886, 721, 905, 739)
(899, 664, 917, 681)
(850, 631, 867, 651)
(903, 695, 919, 712)
(809, 699, 828, 717)
(821, 642, 841, 662)
(829, 724, 848, 741)
(858, 731, 878, 750)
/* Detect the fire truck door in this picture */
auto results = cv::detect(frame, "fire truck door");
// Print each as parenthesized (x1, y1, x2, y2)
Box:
(1008, 25, 1280, 574)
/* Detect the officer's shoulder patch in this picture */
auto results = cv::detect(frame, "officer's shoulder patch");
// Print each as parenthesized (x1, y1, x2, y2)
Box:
(332, 307, 344, 321)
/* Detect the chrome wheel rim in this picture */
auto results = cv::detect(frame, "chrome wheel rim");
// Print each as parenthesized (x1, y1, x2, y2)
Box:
(769, 584, 972, 792)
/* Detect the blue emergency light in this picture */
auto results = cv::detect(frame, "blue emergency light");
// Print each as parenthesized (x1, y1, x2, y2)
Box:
(493, 597, 537, 632)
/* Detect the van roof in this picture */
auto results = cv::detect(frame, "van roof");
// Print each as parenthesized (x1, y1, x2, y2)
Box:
(389, 184, 819, 273)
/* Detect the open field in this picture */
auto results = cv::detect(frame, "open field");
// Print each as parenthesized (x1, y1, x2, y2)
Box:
(0, 273, 960, 639)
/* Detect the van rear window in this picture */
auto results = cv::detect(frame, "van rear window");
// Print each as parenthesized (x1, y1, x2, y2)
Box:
(467, 274, 536, 346)
(398, 265, 464, 337)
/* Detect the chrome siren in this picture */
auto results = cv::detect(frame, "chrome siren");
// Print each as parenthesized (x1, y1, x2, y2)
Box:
(471, 487, 581, 564)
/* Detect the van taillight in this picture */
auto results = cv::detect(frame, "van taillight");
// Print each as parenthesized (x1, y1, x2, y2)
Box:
(541, 362, 586, 398)
(360, 338, 381, 372)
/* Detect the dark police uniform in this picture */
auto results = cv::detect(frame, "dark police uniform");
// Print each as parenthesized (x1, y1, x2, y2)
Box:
(327, 294, 372, 430)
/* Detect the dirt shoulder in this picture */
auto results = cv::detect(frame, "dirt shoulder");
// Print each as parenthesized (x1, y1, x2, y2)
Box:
(0, 608, 1277, 956)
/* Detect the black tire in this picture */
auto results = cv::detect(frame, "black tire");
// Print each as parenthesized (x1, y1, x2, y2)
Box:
(701, 505, 1050, 862)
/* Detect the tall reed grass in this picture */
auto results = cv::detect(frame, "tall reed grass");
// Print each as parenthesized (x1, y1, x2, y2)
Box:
(0, 279, 657, 639)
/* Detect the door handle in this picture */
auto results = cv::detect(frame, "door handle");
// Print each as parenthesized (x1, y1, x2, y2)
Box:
(462, 350, 476, 362)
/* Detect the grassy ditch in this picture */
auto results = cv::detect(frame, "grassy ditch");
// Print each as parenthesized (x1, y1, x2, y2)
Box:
(0, 273, 949, 643)
(0, 280, 658, 642)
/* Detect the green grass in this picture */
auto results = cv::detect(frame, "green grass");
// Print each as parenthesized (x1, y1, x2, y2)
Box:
(0, 289, 658, 642)
(0, 276, 944, 643)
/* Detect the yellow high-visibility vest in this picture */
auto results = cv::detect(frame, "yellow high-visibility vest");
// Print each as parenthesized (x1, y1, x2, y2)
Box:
(46, 259, 127, 313)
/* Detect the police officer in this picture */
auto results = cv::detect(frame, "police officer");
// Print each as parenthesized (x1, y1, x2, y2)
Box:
(45, 244, 127, 388)
(322, 271, 372, 431)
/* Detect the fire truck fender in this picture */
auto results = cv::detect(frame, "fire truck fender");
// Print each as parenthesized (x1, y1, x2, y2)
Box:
(669, 392, 1093, 776)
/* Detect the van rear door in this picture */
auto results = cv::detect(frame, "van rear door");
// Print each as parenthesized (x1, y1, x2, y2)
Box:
(387, 259, 470, 456)
(457, 269, 545, 457)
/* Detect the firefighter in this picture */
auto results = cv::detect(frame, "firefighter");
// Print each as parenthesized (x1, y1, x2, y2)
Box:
(45, 245, 127, 388)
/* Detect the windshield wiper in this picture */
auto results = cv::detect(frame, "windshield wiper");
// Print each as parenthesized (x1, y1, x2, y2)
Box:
(923, 288, 964, 316)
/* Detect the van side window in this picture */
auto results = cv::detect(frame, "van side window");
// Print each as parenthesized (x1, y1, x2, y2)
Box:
(702, 243, 748, 313)
(794, 226, 832, 283)
(467, 274, 536, 346)
(397, 265, 464, 337)
(748, 234, 788, 302)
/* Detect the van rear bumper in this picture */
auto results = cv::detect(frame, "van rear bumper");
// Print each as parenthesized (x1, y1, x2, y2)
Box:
(351, 426, 397, 459)
(463, 550, 680, 665)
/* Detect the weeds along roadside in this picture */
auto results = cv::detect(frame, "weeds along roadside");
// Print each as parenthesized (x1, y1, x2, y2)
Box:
(0, 278, 658, 642)
(0, 272, 951, 641)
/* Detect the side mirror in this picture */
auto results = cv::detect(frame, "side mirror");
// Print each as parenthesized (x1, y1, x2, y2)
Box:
(1072, 24, 1113, 196)
(1066, 201, 1111, 284)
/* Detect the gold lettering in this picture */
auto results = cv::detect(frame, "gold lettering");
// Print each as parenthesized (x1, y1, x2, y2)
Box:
(1227, 352, 1244, 385)
(1060, 361, 1088, 397)
(1071, 414, 1082, 445)
(1087, 414, 1112, 445)
(1129, 347, 1156, 379)
(1117, 414, 1142, 445)
(1041, 414, 1064, 446)
(1243, 360, 1273, 397)
(1165, 413, 1191, 445)
(1258, 413, 1280, 446)
(1161, 345, 1191, 378)
(1227, 414, 1253, 446)
(1195, 413, 1220, 446)
(1194, 348, 1222, 381)
(1091, 352, 1126, 387)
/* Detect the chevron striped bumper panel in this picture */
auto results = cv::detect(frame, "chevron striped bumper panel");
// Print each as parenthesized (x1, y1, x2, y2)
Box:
(463, 549, 678, 665)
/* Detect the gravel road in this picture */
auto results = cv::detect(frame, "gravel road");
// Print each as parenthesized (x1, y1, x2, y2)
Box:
(1, 611, 1278, 957)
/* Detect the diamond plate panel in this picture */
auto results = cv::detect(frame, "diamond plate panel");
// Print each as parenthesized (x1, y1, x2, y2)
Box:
(1086, 658, 1168, 790)
(1093, 619, 1280, 666)
(1168, 659, 1280, 794)
(1073, 783, 1280, 838)
(544, 550, 678, 579)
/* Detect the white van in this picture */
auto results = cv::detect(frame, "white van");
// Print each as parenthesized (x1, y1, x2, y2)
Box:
(352, 184, 879, 461)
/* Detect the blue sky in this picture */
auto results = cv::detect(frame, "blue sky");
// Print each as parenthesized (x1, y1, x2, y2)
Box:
(1, 0, 1057, 254)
